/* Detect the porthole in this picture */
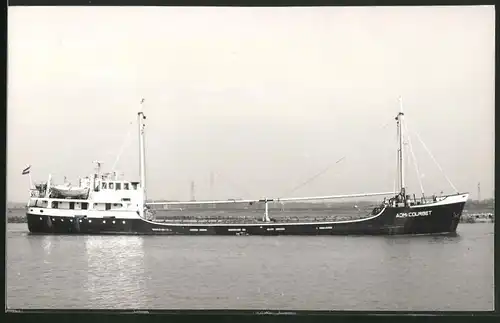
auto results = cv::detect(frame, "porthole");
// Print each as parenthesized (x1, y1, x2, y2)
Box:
(112, 220, 116, 224)
(70, 219, 73, 222)
(61, 219, 64, 221)
(79, 220, 82, 223)
(103, 220, 106, 224)
(52, 218, 55, 221)
(122, 221, 126, 224)
(39, 217, 42, 220)
(89, 220, 92, 223)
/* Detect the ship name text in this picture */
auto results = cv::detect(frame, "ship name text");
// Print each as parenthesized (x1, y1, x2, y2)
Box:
(396, 210, 432, 218)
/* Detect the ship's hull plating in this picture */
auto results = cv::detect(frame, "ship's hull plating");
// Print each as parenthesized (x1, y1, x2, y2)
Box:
(26, 200, 466, 236)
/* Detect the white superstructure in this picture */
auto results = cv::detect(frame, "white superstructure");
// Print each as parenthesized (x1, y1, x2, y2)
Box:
(27, 171, 145, 220)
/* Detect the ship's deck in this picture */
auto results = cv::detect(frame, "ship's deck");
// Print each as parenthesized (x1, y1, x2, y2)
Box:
(150, 214, 373, 224)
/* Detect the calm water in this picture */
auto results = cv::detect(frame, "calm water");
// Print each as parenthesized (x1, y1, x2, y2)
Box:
(6, 222, 494, 311)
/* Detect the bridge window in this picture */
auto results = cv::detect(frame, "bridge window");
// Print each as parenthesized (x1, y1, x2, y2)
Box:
(132, 183, 138, 190)
(124, 183, 129, 190)
(106, 203, 111, 210)
(82, 202, 88, 210)
(109, 182, 114, 189)
(102, 182, 107, 189)
(116, 183, 121, 190)
(51, 201, 58, 209)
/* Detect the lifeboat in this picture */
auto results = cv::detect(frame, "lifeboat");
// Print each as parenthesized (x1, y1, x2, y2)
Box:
(50, 184, 89, 198)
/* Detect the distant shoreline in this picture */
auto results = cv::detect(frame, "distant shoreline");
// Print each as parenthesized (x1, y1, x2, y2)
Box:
(8, 216, 27, 224)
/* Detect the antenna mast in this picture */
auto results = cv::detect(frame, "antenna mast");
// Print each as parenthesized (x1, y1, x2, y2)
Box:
(93, 160, 103, 189)
(93, 160, 102, 175)
(396, 96, 405, 199)
(138, 98, 147, 202)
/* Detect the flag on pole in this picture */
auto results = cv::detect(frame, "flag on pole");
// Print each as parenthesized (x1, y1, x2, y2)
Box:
(22, 165, 31, 175)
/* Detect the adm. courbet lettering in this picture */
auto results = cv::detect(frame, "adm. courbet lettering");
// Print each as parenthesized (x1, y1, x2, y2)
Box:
(395, 210, 433, 218)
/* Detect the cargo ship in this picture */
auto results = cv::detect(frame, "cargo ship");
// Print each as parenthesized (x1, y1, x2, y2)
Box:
(25, 98, 468, 235)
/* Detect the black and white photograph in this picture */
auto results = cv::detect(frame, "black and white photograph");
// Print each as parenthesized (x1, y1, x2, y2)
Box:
(6, 5, 494, 311)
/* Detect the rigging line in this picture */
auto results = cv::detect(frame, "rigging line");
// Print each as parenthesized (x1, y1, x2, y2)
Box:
(282, 121, 392, 197)
(408, 123, 459, 193)
(111, 121, 134, 171)
(213, 171, 253, 198)
(403, 130, 417, 194)
(283, 156, 346, 196)
(403, 121, 425, 196)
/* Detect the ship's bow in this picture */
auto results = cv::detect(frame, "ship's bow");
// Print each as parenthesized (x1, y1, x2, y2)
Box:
(388, 193, 469, 235)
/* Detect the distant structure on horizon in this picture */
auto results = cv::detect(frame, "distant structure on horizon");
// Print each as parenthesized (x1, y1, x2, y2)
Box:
(190, 180, 195, 201)
(210, 171, 214, 200)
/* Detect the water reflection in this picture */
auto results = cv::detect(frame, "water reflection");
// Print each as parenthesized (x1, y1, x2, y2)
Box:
(26, 234, 84, 261)
(40, 235, 56, 256)
(83, 236, 147, 308)
(382, 232, 462, 245)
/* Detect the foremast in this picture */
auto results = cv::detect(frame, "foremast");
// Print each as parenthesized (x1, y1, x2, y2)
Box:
(396, 96, 406, 204)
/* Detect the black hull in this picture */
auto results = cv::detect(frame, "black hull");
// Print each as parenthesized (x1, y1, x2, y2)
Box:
(26, 201, 466, 236)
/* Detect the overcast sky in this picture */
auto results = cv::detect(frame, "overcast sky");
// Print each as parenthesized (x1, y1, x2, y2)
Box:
(7, 6, 494, 203)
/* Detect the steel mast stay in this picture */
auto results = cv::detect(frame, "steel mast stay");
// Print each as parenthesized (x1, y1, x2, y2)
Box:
(403, 118, 425, 198)
(146, 191, 397, 206)
(396, 98, 460, 197)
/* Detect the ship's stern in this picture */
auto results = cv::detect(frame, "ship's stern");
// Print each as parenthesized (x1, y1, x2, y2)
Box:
(26, 212, 47, 233)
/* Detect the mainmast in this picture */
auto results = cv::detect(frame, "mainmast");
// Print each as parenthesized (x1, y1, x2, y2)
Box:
(138, 99, 147, 202)
(396, 96, 405, 199)
(93, 161, 102, 177)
